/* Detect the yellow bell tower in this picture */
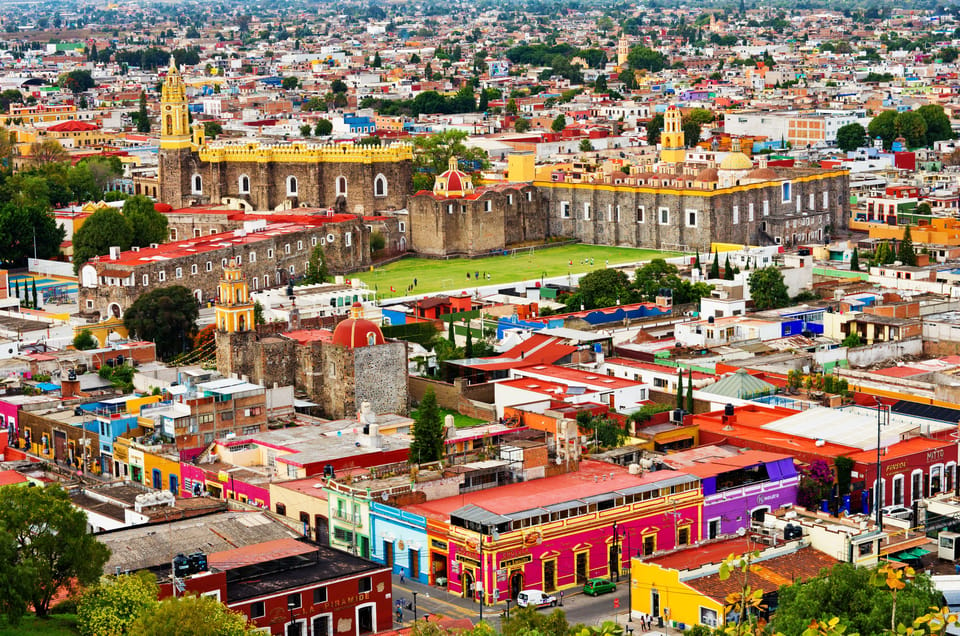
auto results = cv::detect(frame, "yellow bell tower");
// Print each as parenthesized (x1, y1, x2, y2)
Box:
(659, 105, 686, 164)
(617, 33, 630, 70)
(160, 58, 191, 150)
(215, 259, 254, 333)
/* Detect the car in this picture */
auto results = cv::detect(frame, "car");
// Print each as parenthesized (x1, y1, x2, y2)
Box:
(516, 589, 557, 608)
(881, 505, 912, 521)
(583, 578, 616, 596)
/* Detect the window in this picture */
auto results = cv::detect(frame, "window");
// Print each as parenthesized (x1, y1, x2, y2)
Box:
(809, 193, 815, 210)
(700, 607, 719, 628)
(615, 205, 621, 222)
(313, 587, 328, 604)
(527, 191, 533, 201)
(175, 267, 182, 279)
(287, 593, 302, 610)
(297, 240, 303, 251)
(763, 200, 770, 216)
(336, 176, 347, 197)
(561, 201, 571, 218)
(823, 191, 829, 208)
(748, 203, 755, 222)
(686, 209, 697, 228)
(192, 174, 202, 194)
(142, 274, 149, 286)
(359, 577, 372, 593)
(289, 265, 296, 275)
(286, 176, 298, 197)
(267, 248, 274, 259)
(276, 502, 287, 515)
(374, 174, 387, 197)
(732, 205, 739, 225)
(507, 194, 514, 205)
(205, 261, 212, 272)
(782, 182, 791, 202)
(236, 255, 242, 265)
(607, 205, 614, 222)
(170, 228, 178, 241)
(249, 251, 256, 263)
(583, 202, 591, 220)
(194, 229, 202, 238)
(250, 601, 265, 619)
(284, 243, 291, 254)
(221, 258, 228, 268)
(345, 232, 352, 247)
(190, 263, 198, 275)
(239, 175, 250, 194)
(659, 207, 669, 225)
(637, 206, 645, 223)
(484, 200, 492, 212)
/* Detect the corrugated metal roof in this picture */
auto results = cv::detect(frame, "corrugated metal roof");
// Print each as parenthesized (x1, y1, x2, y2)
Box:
(701, 368, 775, 399)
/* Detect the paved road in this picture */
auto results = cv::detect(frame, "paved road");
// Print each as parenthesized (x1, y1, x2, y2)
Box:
(389, 574, 679, 635)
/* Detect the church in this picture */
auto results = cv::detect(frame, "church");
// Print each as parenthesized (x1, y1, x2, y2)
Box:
(158, 60, 412, 214)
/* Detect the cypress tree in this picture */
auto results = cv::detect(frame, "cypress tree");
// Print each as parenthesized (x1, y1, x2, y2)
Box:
(448, 318, 455, 343)
(709, 249, 720, 279)
(686, 368, 694, 414)
(676, 371, 684, 410)
(137, 91, 150, 133)
(694, 250, 701, 270)
(850, 247, 860, 271)
(465, 327, 473, 358)
(31, 279, 38, 308)
(898, 225, 917, 266)
(409, 388, 444, 464)
(723, 254, 735, 280)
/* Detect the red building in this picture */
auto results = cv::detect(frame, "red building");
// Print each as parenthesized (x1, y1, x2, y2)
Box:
(159, 537, 392, 636)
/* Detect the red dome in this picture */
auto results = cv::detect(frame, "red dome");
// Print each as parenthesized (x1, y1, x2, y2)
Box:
(154, 202, 173, 213)
(332, 303, 385, 348)
(445, 171, 464, 192)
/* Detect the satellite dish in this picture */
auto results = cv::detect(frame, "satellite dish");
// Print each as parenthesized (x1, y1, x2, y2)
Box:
(736, 527, 747, 537)
(381, 492, 389, 501)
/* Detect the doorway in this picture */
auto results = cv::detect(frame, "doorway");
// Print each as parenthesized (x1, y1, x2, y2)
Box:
(510, 571, 523, 600)
(54, 430, 67, 462)
(315, 515, 328, 545)
(384, 541, 394, 572)
(152, 468, 162, 489)
(409, 549, 419, 580)
(462, 570, 475, 600)
(651, 589, 660, 618)
(357, 604, 374, 635)
(431, 552, 447, 586)
(360, 536, 370, 559)
(575, 552, 588, 584)
(543, 559, 556, 592)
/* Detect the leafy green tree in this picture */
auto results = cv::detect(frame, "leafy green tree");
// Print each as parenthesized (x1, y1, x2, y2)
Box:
(372, 52, 382, 68)
(123, 285, 199, 359)
(0, 202, 65, 267)
(551, 114, 567, 133)
(29, 139, 68, 167)
(370, 231, 385, 253)
(448, 317, 455, 343)
(898, 224, 917, 266)
(772, 563, 940, 636)
(917, 202, 932, 216)
(73, 329, 98, 350)
(645, 113, 664, 145)
(59, 69, 95, 93)
(203, 121, 223, 139)
(868, 110, 898, 149)
(501, 607, 571, 636)
(303, 244, 329, 284)
(281, 76, 299, 90)
(128, 593, 253, 636)
(842, 332, 863, 348)
(72, 208, 133, 273)
(465, 327, 473, 358)
(627, 45, 667, 72)
(895, 111, 927, 148)
(253, 301, 265, 326)
(917, 104, 954, 146)
(412, 130, 488, 191)
(748, 267, 790, 310)
(314, 118, 333, 136)
(123, 195, 168, 247)
(567, 268, 633, 310)
(77, 571, 158, 636)
(836, 123, 866, 152)
(409, 388, 444, 464)
(514, 117, 531, 133)
(579, 139, 593, 152)
(136, 91, 150, 133)
(683, 120, 701, 147)
(0, 485, 110, 619)
(300, 124, 312, 136)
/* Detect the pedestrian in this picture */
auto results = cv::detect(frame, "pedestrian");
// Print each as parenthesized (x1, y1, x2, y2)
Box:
(400, 571, 405, 583)
(559, 590, 564, 606)
(466, 272, 471, 280)
(396, 607, 403, 624)
(414, 278, 418, 286)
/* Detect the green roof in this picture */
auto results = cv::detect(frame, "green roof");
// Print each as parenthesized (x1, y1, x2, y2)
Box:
(700, 368, 775, 400)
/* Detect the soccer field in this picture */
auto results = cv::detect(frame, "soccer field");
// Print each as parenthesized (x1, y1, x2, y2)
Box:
(355, 244, 684, 298)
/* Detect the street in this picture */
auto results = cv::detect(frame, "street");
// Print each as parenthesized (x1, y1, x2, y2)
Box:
(390, 574, 676, 635)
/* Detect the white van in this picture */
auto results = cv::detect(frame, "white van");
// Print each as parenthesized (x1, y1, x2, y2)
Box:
(516, 589, 557, 608)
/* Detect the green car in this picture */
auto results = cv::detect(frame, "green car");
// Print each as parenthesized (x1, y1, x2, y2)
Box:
(583, 578, 616, 596)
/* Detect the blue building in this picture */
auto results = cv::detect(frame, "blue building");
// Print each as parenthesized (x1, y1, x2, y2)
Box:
(369, 502, 430, 583)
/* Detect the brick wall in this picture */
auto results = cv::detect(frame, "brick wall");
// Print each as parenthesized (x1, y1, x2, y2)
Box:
(408, 376, 461, 409)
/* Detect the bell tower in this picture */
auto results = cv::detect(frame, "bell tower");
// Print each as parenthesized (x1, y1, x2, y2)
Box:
(659, 105, 686, 164)
(215, 259, 254, 333)
(617, 33, 630, 69)
(159, 58, 193, 208)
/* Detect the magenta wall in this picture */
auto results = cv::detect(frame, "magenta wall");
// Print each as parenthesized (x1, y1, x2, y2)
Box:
(0, 401, 18, 438)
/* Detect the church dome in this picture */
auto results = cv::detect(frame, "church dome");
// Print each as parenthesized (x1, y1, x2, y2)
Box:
(332, 303, 385, 348)
(745, 167, 778, 181)
(719, 152, 754, 171)
(434, 156, 475, 198)
(695, 167, 719, 182)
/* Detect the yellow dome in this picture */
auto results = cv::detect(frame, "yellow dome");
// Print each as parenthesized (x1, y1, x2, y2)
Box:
(719, 152, 753, 171)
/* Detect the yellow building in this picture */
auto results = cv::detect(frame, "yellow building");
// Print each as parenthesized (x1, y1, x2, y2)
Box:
(215, 259, 254, 333)
(659, 105, 685, 164)
(864, 217, 960, 246)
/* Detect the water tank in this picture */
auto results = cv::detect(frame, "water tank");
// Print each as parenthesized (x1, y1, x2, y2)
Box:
(724, 403, 735, 417)
(628, 463, 641, 475)
(784, 523, 803, 540)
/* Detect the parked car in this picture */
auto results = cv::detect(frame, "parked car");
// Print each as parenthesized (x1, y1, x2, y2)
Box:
(583, 578, 616, 596)
(516, 589, 557, 608)
(881, 505, 912, 521)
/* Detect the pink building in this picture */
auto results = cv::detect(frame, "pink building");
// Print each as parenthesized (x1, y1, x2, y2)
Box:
(407, 461, 702, 603)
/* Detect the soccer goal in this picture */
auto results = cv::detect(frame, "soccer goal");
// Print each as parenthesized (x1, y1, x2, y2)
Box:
(440, 278, 454, 290)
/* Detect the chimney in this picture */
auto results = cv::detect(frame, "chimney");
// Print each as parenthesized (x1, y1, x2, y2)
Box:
(109, 246, 120, 260)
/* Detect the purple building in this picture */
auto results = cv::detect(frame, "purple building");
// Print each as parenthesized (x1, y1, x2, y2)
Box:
(662, 446, 799, 540)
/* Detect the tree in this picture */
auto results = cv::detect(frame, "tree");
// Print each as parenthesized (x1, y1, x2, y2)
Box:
(123, 195, 168, 247)
(0, 485, 110, 619)
(502, 607, 571, 636)
(898, 224, 917, 266)
(304, 244, 329, 284)
(0, 202, 65, 267)
(514, 117, 531, 133)
(448, 317, 455, 343)
(686, 368, 694, 414)
(772, 563, 940, 636)
(300, 124, 312, 137)
(868, 110, 898, 149)
(123, 285, 199, 359)
(370, 231, 385, 253)
(850, 248, 860, 272)
(330, 79, 348, 94)
(203, 121, 222, 139)
(749, 267, 790, 310)
(627, 45, 667, 72)
(73, 329, 97, 350)
(676, 370, 683, 410)
(77, 572, 158, 636)
(136, 91, 150, 133)
(281, 76, 299, 90)
(412, 130, 488, 191)
(29, 139, 68, 167)
(723, 254, 735, 280)
(314, 118, 333, 136)
(59, 69, 95, 93)
(551, 114, 566, 133)
(253, 301, 265, 326)
(465, 326, 473, 358)
(917, 104, 954, 146)
(128, 594, 252, 636)
(645, 114, 664, 145)
(682, 120, 701, 147)
(842, 332, 862, 348)
(895, 111, 927, 148)
(409, 387, 444, 464)
(31, 278, 37, 308)
(709, 249, 720, 279)
(567, 268, 633, 310)
(836, 123, 866, 152)
(372, 52, 382, 68)
(917, 202, 932, 216)
(579, 139, 593, 152)
(72, 208, 134, 273)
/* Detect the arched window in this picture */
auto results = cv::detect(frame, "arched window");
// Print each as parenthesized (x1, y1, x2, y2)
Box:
(165, 114, 172, 133)
(239, 175, 250, 194)
(336, 176, 347, 197)
(374, 174, 387, 198)
(287, 176, 298, 197)
(367, 332, 377, 346)
(192, 174, 202, 194)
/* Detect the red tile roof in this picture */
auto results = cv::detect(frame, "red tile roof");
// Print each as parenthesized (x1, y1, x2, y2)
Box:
(0, 470, 27, 486)
(207, 537, 314, 571)
(47, 120, 100, 132)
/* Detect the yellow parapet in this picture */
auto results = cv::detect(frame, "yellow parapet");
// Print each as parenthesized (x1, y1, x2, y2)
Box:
(198, 141, 414, 164)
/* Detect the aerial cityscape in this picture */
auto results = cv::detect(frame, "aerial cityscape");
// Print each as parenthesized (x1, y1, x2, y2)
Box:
(3, 0, 960, 635)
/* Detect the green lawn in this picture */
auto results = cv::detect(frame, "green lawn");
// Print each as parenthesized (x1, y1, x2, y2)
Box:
(0, 615, 79, 636)
(357, 244, 682, 299)
(411, 407, 487, 429)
